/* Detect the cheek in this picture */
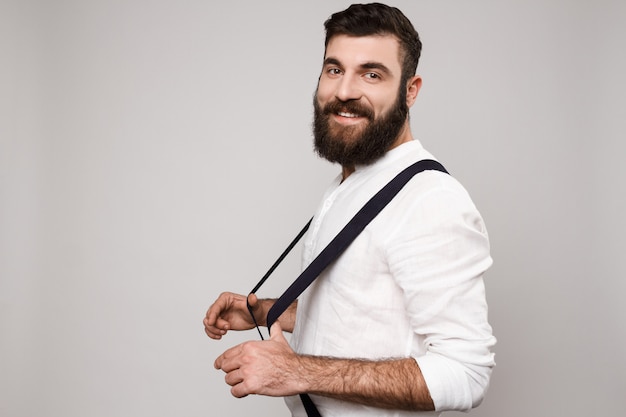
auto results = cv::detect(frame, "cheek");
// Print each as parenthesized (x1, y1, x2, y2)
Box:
(315, 80, 335, 103)
(373, 93, 398, 116)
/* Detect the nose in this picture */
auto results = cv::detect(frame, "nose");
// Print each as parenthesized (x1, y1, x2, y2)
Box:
(335, 73, 362, 102)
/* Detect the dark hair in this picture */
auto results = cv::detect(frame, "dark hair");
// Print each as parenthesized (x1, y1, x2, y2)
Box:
(324, 3, 422, 83)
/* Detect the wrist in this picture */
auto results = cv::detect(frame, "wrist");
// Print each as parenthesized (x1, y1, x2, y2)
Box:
(293, 354, 318, 394)
(257, 298, 275, 327)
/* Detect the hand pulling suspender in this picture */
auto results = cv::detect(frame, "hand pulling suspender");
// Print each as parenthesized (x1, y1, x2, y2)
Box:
(247, 159, 448, 417)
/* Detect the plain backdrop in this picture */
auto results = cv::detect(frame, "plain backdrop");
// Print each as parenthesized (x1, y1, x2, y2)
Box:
(1, 1, 625, 416)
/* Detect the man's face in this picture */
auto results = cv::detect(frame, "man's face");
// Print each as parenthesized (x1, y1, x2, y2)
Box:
(313, 34, 411, 167)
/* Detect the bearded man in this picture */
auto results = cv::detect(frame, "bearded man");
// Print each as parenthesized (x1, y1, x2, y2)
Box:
(204, 3, 496, 416)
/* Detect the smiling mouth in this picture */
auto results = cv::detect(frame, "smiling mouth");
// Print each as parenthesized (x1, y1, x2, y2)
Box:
(337, 111, 360, 118)
(322, 99, 373, 121)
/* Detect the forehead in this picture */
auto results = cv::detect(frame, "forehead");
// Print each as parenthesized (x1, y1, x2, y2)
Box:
(324, 34, 403, 74)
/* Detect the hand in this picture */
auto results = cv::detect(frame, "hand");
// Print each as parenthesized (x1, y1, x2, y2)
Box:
(204, 292, 263, 340)
(214, 322, 305, 398)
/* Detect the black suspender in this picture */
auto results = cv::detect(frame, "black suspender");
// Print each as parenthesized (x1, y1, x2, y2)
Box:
(248, 159, 448, 416)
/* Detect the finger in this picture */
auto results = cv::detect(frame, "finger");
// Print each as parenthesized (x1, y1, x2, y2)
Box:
(214, 343, 243, 371)
(204, 296, 228, 327)
(206, 291, 243, 322)
(204, 293, 240, 338)
(205, 318, 229, 334)
(247, 293, 269, 328)
(227, 370, 252, 399)
(231, 384, 250, 399)
(247, 293, 258, 308)
(205, 326, 224, 340)
(224, 368, 244, 387)
(203, 315, 228, 339)
(204, 313, 222, 338)
(214, 352, 225, 370)
(247, 293, 262, 320)
(269, 321, 286, 343)
(214, 349, 235, 370)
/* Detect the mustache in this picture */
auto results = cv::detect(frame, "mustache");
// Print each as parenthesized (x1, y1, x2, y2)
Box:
(321, 99, 374, 120)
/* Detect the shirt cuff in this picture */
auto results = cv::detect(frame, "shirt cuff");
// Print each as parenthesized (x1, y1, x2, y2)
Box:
(416, 352, 473, 412)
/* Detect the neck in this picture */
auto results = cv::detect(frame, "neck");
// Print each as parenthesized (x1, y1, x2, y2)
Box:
(341, 165, 355, 181)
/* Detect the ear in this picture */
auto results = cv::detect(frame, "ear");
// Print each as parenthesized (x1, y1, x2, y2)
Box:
(405, 75, 422, 107)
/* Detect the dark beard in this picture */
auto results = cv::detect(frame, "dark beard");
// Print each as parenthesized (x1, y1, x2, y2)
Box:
(313, 87, 408, 167)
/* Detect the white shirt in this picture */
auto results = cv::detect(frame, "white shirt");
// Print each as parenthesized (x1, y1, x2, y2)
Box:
(285, 140, 496, 416)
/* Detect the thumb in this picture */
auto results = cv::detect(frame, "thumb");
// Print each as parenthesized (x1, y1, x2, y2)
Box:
(247, 293, 259, 309)
(247, 293, 264, 322)
(269, 321, 287, 343)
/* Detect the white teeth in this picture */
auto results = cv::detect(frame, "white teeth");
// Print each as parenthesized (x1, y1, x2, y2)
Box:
(338, 112, 358, 118)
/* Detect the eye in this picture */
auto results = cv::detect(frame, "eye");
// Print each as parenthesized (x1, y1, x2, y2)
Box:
(364, 72, 381, 80)
(327, 67, 342, 76)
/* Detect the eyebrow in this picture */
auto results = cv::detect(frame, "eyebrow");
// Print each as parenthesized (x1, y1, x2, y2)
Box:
(323, 57, 393, 76)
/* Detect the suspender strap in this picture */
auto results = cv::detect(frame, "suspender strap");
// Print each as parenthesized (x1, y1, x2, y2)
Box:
(266, 159, 448, 330)
(299, 392, 323, 417)
(248, 218, 312, 340)
(251, 159, 448, 417)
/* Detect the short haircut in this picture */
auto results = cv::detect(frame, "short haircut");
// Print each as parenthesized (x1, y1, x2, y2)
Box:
(324, 3, 422, 83)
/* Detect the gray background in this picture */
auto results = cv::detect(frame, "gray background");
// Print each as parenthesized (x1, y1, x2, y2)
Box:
(1, 0, 625, 416)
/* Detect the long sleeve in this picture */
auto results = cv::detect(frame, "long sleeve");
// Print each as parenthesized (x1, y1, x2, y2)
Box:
(386, 174, 496, 411)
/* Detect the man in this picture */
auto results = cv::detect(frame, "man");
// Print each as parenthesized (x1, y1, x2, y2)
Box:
(204, 3, 495, 416)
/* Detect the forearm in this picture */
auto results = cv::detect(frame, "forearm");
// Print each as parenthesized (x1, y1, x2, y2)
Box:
(257, 299, 298, 333)
(297, 355, 435, 411)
